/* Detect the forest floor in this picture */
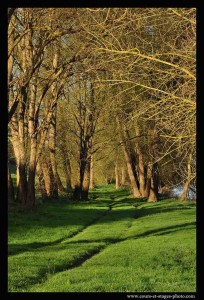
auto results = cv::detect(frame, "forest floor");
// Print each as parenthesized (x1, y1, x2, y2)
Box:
(8, 185, 196, 292)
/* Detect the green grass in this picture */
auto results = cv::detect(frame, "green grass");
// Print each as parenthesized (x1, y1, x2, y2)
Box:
(8, 185, 196, 292)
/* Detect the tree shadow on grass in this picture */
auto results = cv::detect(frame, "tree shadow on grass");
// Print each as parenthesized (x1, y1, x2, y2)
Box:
(62, 221, 196, 245)
(8, 188, 196, 256)
(9, 221, 196, 257)
(8, 219, 196, 292)
(133, 204, 196, 219)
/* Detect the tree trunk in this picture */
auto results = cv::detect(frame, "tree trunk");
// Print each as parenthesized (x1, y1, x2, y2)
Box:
(26, 78, 37, 208)
(60, 145, 72, 191)
(10, 136, 27, 204)
(16, 161, 27, 205)
(124, 149, 140, 196)
(121, 166, 125, 186)
(180, 182, 190, 201)
(116, 115, 141, 197)
(115, 162, 119, 189)
(49, 106, 66, 193)
(27, 168, 36, 209)
(16, 166, 19, 190)
(56, 171, 66, 193)
(36, 162, 48, 200)
(73, 161, 85, 200)
(145, 163, 151, 198)
(73, 184, 81, 200)
(82, 158, 91, 199)
(40, 159, 51, 197)
(74, 79, 95, 200)
(8, 164, 15, 204)
(39, 155, 58, 198)
(135, 124, 146, 197)
(10, 136, 28, 205)
(47, 158, 58, 198)
(63, 156, 72, 191)
(89, 154, 94, 189)
(147, 163, 158, 202)
(48, 46, 66, 194)
(180, 153, 192, 201)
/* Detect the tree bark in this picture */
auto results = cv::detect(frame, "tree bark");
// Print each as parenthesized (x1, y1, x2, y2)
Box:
(82, 157, 91, 199)
(26, 76, 37, 208)
(16, 161, 27, 205)
(89, 154, 94, 189)
(8, 164, 15, 204)
(121, 166, 125, 186)
(27, 168, 36, 209)
(49, 105, 66, 193)
(115, 162, 119, 189)
(147, 163, 158, 202)
(11, 135, 27, 205)
(180, 153, 192, 201)
(146, 128, 159, 202)
(36, 162, 48, 199)
(135, 124, 146, 197)
(62, 153, 72, 191)
(39, 154, 58, 198)
(116, 115, 141, 197)
(74, 79, 95, 200)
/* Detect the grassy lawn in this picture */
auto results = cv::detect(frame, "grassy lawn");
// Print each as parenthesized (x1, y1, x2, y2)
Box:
(8, 185, 196, 292)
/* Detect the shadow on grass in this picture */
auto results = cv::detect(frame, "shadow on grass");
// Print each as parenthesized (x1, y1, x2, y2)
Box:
(8, 217, 196, 292)
(60, 221, 196, 244)
(8, 186, 196, 257)
(9, 220, 196, 257)
(9, 243, 106, 292)
(133, 204, 196, 219)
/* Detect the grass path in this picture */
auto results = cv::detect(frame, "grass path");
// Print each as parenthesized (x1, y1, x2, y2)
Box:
(8, 186, 196, 292)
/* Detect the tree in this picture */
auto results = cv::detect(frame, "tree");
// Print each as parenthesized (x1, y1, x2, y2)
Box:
(8, 8, 80, 208)
(81, 8, 196, 200)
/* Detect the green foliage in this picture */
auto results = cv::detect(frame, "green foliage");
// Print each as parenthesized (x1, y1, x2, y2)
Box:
(8, 186, 196, 292)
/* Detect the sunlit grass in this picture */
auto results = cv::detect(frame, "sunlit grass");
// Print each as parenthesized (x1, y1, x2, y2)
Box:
(8, 185, 196, 292)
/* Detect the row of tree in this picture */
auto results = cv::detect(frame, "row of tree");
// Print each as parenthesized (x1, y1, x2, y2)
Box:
(8, 8, 196, 209)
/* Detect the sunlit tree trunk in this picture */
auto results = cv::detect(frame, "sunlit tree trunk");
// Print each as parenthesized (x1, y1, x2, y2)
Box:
(135, 124, 146, 197)
(11, 133, 27, 205)
(48, 91, 66, 193)
(180, 152, 192, 201)
(115, 162, 119, 189)
(121, 166, 125, 186)
(49, 47, 66, 192)
(26, 76, 37, 209)
(39, 153, 58, 198)
(116, 115, 141, 197)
